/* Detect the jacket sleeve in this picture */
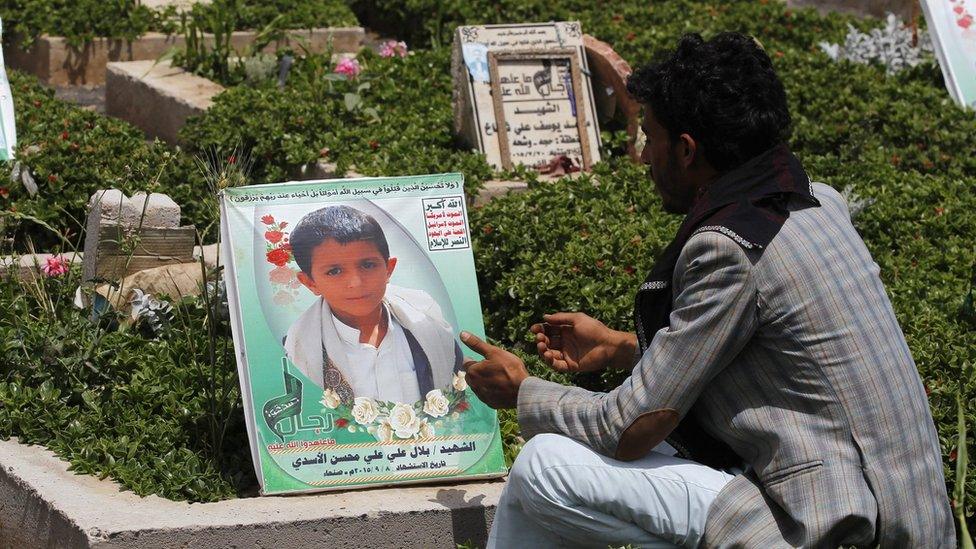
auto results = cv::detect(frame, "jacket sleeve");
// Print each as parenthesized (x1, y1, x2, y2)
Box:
(516, 231, 759, 460)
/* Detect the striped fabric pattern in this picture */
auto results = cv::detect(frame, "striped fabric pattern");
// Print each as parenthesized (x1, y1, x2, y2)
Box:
(516, 183, 954, 547)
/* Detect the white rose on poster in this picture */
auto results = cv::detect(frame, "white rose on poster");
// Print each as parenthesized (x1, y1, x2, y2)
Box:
(320, 388, 341, 409)
(372, 419, 394, 442)
(423, 389, 450, 418)
(389, 403, 421, 438)
(351, 397, 379, 425)
(452, 371, 468, 392)
(419, 419, 435, 439)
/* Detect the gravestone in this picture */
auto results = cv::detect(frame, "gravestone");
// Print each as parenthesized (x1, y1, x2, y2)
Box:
(81, 189, 196, 284)
(451, 22, 602, 171)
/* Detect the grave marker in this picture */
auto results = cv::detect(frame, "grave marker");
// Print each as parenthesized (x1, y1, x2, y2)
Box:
(452, 21, 601, 171)
(82, 190, 196, 283)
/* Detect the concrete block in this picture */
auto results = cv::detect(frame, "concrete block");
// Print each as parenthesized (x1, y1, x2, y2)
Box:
(129, 192, 182, 228)
(81, 189, 195, 283)
(106, 60, 224, 144)
(8, 28, 365, 87)
(474, 180, 529, 207)
(0, 437, 502, 548)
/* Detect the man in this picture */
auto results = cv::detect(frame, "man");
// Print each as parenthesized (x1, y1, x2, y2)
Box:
(460, 32, 955, 547)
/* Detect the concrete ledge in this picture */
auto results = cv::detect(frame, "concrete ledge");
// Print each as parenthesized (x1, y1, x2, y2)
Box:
(8, 27, 365, 87)
(0, 252, 83, 281)
(106, 60, 224, 144)
(0, 438, 503, 548)
(474, 180, 529, 207)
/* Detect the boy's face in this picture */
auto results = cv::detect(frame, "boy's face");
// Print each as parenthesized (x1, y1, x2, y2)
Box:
(296, 238, 397, 321)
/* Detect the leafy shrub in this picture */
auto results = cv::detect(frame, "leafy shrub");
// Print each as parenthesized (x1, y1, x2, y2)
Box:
(0, 0, 169, 48)
(0, 71, 213, 249)
(188, 0, 357, 33)
(180, 48, 494, 196)
(0, 0, 356, 48)
(0, 263, 250, 502)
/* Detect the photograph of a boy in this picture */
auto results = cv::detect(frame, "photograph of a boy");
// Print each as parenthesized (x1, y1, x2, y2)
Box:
(282, 205, 464, 405)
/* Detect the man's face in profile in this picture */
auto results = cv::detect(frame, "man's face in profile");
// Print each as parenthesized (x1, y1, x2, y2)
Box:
(639, 108, 698, 214)
(296, 238, 397, 322)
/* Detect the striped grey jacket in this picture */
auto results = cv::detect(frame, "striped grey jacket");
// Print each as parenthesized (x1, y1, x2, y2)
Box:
(516, 183, 954, 547)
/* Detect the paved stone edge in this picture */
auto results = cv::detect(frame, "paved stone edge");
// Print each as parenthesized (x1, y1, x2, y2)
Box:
(0, 438, 504, 548)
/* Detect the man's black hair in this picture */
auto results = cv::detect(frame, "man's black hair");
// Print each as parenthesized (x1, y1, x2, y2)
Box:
(290, 205, 390, 276)
(626, 32, 791, 172)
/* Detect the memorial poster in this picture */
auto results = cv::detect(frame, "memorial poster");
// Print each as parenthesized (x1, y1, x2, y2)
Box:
(453, 21, 601, 170)
(922, 0, 976, 108)
(220, 174, 507, 495)
(0, 18, 17, 161)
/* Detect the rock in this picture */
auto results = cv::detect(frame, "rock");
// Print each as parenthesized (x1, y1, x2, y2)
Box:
(583, 34, 641, 163)
(95, 261, 208, 310)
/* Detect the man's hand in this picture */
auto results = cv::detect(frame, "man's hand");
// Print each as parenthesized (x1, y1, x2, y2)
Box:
(459, 332, 529, 409)
(529, 312, 638, 373)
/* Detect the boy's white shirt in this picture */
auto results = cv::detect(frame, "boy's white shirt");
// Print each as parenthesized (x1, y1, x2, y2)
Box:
(284, 284, 458, 402)
(332, 307, 421, 403)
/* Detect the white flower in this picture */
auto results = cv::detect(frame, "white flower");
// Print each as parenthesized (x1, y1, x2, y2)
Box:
(452, 371, 468, 392)
(320, 388, 341, 409)
(373, 419, 394, 442)
(419, 419, 435, 439)
(423, 389, 450, 418)
(351, 397, 379, 425)
(389, 403, 421, 438)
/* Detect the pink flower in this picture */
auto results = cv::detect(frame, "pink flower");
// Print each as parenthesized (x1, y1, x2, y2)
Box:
(273, 290, 295, 306)
(334, 58, 362, 78)
(265, 230, 284, 244)
(261, 214, 275, 225)
(379, 40, 408, 58)
(269, 266, 296, 285)
(41, 255, 70, 277)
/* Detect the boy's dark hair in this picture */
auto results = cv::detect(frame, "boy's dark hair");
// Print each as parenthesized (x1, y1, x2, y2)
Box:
(626, 32, 791, 172)
(290, 205, 390, 276)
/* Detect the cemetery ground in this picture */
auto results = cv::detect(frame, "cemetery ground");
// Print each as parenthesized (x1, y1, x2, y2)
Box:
(0, 0, 974, 546)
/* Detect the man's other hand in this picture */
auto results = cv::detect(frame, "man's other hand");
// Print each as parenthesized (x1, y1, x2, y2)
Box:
(530, 312, 637, 373)
(459, 332, 528, 409)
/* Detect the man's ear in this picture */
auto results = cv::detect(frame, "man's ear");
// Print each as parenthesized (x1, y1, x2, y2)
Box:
(386, 257, 398, 280)
(296, 271, 319, 295)
(676, 133, 698, 169)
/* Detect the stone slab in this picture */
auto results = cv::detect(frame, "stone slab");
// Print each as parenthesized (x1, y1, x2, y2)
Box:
(0, 252, 83, 281)
(8, 27, 365, 87)
(451, 21, 602, 171)
(106, 59, 224, 144)
(474, 180, 529, 207)
(0, 437, 503, 548)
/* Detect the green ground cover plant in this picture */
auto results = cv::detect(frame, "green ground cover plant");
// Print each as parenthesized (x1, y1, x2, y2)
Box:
(0, 0, 972, 537)
(0, 70, 212, 250)
(179, 48, 496, 196)
(0, 0, 356, 48)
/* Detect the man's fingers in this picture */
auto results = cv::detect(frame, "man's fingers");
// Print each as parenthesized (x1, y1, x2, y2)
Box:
(529, 323, 544, 335)
(460, 331, 494, 358)
(542, 312, 579, 325)
(461, 358, 479, 372)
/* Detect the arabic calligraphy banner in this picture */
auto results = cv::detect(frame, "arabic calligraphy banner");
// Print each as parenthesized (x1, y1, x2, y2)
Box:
(221, 173, 507, 494)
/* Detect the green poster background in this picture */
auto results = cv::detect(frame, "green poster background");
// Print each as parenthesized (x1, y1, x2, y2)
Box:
(221, 173, 507, 495)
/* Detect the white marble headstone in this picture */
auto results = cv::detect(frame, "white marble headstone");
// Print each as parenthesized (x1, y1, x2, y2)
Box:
(452, 22, 602, 171)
